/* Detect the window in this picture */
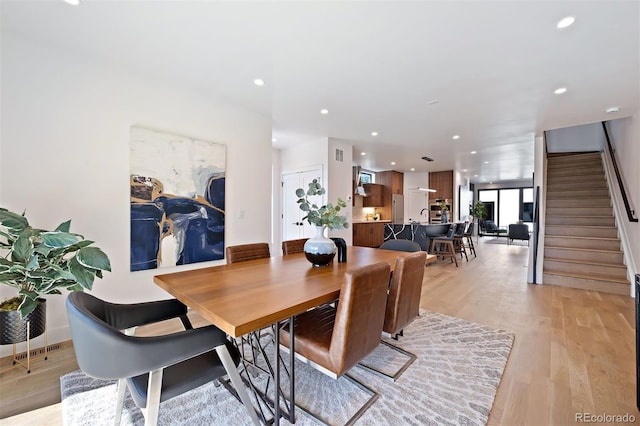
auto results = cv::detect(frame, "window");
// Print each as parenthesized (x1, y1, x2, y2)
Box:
(478, 186, 533, 228)
(360, 172, 373, 184)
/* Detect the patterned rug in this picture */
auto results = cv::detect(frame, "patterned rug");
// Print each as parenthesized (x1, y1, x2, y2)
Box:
(60, 310, 514, 426)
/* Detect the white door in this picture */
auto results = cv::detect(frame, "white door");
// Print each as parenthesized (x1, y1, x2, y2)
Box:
(282, 168, 323, 241)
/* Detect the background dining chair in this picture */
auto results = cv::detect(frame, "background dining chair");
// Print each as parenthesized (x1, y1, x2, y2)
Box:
(379, 239, 421, 252)
(66, 292, 260, 426)
(226, 242, 271, 264)
(358, 251, 426, 381)
(281, 238, 308, 255)
(279, 262, 391, 425)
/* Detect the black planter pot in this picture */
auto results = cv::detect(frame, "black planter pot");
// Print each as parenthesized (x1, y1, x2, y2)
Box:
(0, 299, 46, 345)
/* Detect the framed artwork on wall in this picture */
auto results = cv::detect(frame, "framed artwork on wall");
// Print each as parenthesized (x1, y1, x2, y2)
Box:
(129, 126, 225, 271)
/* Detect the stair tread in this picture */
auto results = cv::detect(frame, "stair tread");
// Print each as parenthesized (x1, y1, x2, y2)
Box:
(545, 235, 619, 241)
(543, 270, 629, 284)
(544, 257, 627, 269)
(546, 225, 616, 229)
(545, 215, 613, 218)
(545, 245, 623, 254)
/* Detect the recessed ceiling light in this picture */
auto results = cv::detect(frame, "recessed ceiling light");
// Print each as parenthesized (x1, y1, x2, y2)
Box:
(474, 174, 478, 177)
(272, 137, 277, 142)
(427, 99, 439, 105)
(452, 135, 460, 140)
(371, 131, 378, 136)
(462, 169, 468, 172)
(554, 87, 567, 95)
(64, 0, 80, 4)
(391, 162, 396, 165)
(361, 152, 366, 156)
(410, 168, 415, 171)
(470, 151, 477, 155)
(254, 79, 264, 86)
(557, 16, 575, 29)
(606, 106, 620, 113)
(320, 109, 329, 115)
(484, 161, 489, 164)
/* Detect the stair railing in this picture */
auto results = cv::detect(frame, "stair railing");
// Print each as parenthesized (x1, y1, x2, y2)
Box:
(601, 121, 638, 297)
(532, 185, 541, 284)
(602, 121, 638, 222)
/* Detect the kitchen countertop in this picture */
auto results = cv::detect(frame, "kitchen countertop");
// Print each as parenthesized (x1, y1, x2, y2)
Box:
(351, 220, 392, 224)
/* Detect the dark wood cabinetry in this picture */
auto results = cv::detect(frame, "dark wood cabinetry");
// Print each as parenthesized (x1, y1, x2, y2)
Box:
(362, 183, 383, 207)
(428, 170, 453, 201)
(352, 222, 385, 247)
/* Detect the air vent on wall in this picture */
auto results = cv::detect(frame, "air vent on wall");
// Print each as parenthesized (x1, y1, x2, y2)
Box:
(421, 156, 434, 162)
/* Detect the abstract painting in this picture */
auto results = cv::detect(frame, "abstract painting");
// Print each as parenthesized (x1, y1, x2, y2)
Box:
(129, 126, 225, 271)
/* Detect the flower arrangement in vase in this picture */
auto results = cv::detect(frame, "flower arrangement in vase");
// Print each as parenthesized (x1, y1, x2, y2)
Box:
(296, 179, 348, 266)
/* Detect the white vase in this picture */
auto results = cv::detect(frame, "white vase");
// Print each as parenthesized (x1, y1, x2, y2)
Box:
(304, 225, 337, 267)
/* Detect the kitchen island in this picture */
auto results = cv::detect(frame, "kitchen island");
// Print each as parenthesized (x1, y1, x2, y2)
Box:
(384, 222, 451, 252)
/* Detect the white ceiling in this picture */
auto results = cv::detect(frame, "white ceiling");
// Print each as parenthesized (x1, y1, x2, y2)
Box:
(2, 1, 639, 183)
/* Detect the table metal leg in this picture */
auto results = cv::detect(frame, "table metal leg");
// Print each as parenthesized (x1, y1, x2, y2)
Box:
(274, 321, 280, 426)
(289, 316, 295, 424)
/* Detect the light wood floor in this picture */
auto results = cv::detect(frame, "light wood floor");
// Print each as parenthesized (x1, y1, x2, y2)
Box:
(1, 238, 637, 425)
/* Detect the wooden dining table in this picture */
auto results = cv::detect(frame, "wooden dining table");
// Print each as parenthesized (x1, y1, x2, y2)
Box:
(153, 246, 434, 424)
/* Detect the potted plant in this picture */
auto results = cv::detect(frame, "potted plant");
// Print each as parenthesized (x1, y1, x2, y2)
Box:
(0, 208, 111, 345)
(438, 200, 450, 223)
(472, 201, 488, 235)
(296, 179, 348, 266)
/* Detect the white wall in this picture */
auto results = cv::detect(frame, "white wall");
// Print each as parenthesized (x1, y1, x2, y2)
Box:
(280, 138, 328, 176)
(404, 172, 429, 223)
(328, 138, 353, 244)
(0, 33, 272, 354)
(546, 122, 606, 153)
(607, 115, 640, 280)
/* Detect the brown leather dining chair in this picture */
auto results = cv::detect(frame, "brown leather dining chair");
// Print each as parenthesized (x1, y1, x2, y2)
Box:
(358, 251, 426, 381)
(281, 238, 308, 255)
(279, 262, 391, 425)
(226, 242, 270, 264)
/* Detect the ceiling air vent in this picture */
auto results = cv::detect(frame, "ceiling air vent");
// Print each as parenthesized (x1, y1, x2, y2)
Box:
(421, 156, 434, 162)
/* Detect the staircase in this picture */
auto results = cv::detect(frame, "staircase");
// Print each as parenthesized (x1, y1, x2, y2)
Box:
(543, 152, 629, 295)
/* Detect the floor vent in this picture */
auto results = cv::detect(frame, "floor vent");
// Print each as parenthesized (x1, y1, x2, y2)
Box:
(14, 343, 62, 360)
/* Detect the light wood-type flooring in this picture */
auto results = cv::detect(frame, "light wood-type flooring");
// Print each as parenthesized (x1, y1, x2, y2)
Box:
(0, 238, 636, 425)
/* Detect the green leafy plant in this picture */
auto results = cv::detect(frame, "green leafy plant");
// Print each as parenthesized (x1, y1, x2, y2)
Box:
(472, 201, 487, 220)
(0, 208, 111, 318)
(438, 200, 449, 213)
(296, 179, 349, 230)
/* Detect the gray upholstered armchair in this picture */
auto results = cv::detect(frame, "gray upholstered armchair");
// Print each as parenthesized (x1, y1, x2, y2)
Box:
(66, 292, 260, 426)
(508, 223, 530, 245)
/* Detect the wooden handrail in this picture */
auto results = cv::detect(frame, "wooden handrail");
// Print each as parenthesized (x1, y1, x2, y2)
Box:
(602, 122, 638, 222)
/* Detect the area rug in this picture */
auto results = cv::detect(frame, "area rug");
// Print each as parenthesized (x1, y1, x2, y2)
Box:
(483, 237, 528, 246)
(60, 310, 514, 426)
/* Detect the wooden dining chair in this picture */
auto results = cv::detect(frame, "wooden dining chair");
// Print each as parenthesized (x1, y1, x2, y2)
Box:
(225, 242, 272, 374)
(279, 262, 391, 425)
(281, 238, 308, 255)
(225, 243, 270, 264)
(358, 251, 426, 381)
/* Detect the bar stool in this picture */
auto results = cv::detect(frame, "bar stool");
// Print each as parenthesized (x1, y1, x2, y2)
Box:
(429, 225, 458, 267)
(464, 222, 477, 257)
(453, 222, 468, 262)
